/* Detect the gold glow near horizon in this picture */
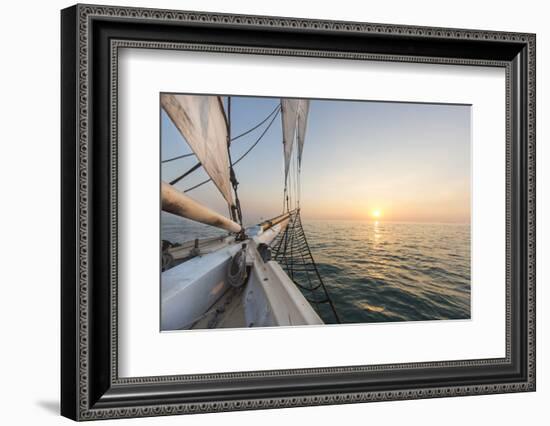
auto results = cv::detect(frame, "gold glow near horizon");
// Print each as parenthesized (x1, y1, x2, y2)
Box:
(303, 181, 469, 223)
(371, 209, 382, 219)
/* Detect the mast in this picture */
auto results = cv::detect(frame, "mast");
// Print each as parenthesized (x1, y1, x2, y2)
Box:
(225, 96, 245, 233)
(226, 96, 238, 223)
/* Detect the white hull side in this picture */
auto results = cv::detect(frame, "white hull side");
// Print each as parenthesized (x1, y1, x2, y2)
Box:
(161, 243, 241, 330)
(160, 216, 322, 330)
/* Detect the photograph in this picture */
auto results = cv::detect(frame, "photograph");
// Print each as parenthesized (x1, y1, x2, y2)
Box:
(160, 93, 471, 331)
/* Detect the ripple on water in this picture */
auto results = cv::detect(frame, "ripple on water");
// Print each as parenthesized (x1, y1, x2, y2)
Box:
(302, 220, 471, 324)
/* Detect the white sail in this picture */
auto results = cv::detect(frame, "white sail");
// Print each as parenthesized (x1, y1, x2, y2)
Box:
(296, 100, 310, 167)
(281, 99, 310, 179)
(281, 99, 298, 182)
(161, 94, 234, 206)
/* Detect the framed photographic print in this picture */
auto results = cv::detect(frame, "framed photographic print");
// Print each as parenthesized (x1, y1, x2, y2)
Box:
(61, 4, 536, 421)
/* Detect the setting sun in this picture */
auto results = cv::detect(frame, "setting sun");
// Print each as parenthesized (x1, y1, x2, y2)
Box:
(371, 209, 382, 219)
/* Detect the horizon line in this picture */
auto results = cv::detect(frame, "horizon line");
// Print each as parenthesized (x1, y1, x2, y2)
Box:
(296, 217, 470, 226)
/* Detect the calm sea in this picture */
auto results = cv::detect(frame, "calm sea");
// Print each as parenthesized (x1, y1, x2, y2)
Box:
(162, 213, 471, 324)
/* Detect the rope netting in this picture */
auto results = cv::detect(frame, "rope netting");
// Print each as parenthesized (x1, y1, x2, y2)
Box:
(270, 210, 341, 324)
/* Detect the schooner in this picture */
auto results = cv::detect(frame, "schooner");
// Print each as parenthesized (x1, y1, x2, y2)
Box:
(160, 94, 340, 330)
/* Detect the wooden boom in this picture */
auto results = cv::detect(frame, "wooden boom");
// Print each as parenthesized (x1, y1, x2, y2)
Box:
(161, 182, 242, 233)
(258, 211, 293, 231)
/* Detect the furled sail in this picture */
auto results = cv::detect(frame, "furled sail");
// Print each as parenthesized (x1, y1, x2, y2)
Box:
(161, 94, 234, 206)
(281, 99, 298, 182)
(281, 99, 310, 180)
(296, 100, 310, 167)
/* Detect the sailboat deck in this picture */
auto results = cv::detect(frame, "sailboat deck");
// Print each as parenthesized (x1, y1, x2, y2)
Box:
(189, 286, 247, 329)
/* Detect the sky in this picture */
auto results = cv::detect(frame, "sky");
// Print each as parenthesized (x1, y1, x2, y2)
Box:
(161, 95, 471, 225)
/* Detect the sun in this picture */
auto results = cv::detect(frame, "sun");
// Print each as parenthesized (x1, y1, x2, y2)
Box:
(371, 209, 382, 219)
(370, 208, 382, 220)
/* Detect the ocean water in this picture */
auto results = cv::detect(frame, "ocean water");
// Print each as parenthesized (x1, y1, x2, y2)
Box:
(303, 220, 470, 324)
(161, 213, 470, 324)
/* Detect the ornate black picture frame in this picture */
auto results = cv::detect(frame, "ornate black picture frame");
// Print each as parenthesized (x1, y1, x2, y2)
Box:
(61, 4, 536, 421)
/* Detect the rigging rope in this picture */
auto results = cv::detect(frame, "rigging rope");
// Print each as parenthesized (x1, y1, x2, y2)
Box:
(270, 210, 341, 324)
(230, 104, 281, 142)
(162, 104, 281, 164)
(168, 161, 202, 186)
(161, 152, 195, 164)
(182, 107, 281, 194)
(274, 104, 339, 319)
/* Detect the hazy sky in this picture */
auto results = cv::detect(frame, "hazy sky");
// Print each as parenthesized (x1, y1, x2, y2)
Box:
(161, 96, 470, 225)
